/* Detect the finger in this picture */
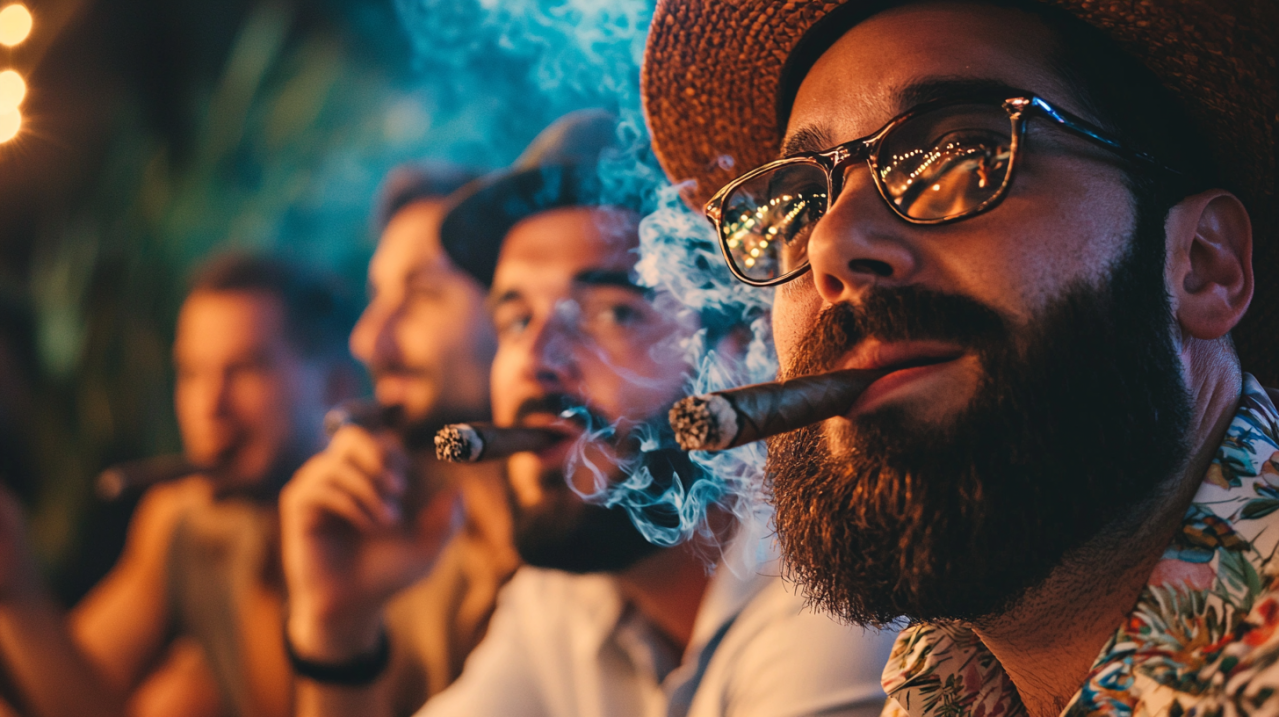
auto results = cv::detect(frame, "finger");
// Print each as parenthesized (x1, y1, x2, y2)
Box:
(328, 426, 389, 479)
(321, 464, 402, 527)
(307, 483, 382, 534)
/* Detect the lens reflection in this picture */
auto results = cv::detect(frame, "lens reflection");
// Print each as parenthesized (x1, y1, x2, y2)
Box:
(721, 163, 826, 282)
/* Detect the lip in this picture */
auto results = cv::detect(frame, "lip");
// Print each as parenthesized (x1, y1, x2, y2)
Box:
(837, 341, 968, 416)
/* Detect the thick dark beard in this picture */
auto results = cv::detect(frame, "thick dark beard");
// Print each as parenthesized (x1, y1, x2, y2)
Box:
(768, 213, 1192, 626)
(511, 477, 664, 573)
(509, 397, 699, 574)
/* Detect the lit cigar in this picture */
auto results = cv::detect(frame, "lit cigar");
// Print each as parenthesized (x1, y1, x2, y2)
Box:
(669, 368, 890, 452)
(434, 423, 566, 463)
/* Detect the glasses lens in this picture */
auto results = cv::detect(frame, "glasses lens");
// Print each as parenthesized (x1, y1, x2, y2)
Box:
(720, 162, 827, 283)
(878, 103, 1014, 221)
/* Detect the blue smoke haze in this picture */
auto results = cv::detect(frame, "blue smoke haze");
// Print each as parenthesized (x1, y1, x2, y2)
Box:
(394, 0, 778, 562)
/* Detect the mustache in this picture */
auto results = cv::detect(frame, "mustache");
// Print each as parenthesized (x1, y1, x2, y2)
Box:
(786, 285, 1010, 377)
(513, 393, 612, 432)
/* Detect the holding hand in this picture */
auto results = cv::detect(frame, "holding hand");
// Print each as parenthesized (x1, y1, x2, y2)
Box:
(281, 425, 459, 663)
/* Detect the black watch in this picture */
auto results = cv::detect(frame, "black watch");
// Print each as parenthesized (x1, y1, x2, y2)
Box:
(283, 628, 391, 686)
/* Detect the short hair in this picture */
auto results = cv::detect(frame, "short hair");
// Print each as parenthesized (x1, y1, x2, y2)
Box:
(373, 161, 480, 232)
(187, 254, 354, 360)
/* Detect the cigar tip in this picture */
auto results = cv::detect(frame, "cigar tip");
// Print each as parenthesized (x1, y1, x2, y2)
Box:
(669, 394, 738, 452)
(434, 424, 483, 463)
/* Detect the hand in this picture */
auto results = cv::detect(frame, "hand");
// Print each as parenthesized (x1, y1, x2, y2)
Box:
(280, 426, 459, 662)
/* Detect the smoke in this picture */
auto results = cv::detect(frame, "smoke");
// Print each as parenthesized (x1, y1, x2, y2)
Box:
(394, 0, 779, 562)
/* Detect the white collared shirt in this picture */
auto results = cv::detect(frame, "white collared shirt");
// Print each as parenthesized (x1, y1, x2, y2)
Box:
(416, 534, 895, 717)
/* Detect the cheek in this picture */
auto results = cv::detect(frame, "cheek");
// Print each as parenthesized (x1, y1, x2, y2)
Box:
(772, 276, 823, 367)
(506, 454, 544, 507)
(490, 348, 523, 423)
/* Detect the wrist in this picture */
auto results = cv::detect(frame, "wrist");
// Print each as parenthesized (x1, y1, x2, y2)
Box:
(285, 603, 385, 663)
(284, 625, 391, 687)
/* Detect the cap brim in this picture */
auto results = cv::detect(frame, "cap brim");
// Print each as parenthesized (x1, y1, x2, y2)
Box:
(439, 163, 604, 287)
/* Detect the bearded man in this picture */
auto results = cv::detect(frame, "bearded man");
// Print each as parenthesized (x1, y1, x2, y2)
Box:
(642, 0, 1277, 715)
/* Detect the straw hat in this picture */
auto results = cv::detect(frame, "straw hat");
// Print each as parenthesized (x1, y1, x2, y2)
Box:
(641, 0, 1277, 384)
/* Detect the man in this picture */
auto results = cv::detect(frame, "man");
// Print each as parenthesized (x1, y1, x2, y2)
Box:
(287, 162, 520, 714)
(0, 254, 356, 717)
(281, 110, 896, 717)
(641, 1, 1276, 715)
(77, 255, 357, 717)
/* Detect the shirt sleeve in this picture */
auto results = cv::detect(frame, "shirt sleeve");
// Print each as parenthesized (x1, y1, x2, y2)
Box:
(412, 571, 550, 717)
(688, 579, 898, 717)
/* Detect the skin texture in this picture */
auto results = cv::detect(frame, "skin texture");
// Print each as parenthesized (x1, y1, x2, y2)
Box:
(774, 4, 1253, 715)
(283, 201, 513, 717)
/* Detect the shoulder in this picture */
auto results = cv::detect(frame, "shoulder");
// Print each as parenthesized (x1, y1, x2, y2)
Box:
(691, 575, 895, 717)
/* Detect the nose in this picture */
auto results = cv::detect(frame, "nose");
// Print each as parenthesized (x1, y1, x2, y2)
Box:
(805, 167, 920, 305)
(349, 302, 398, 369)
(525, 302, 584, 391)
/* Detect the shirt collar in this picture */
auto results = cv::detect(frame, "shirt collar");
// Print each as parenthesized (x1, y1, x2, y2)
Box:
(882, 374, 1279, 717)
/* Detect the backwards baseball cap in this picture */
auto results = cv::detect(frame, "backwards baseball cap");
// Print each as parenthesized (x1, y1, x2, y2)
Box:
(439, 109, 625, 287)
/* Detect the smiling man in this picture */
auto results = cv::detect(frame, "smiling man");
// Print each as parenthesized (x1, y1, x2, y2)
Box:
(642, 0, 1276, 715)
(281, 110, 896, 717)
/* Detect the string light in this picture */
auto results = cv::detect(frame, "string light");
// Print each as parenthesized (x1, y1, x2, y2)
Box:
(0, 108, 21, 142)
(0, 69, 24, 111)
(0, 4, 31, 47)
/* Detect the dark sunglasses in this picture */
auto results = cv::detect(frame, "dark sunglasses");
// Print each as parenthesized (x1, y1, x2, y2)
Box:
(704, 92, 1181, 287)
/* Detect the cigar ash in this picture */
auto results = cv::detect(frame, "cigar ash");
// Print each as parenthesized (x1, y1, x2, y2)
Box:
(434, 424, 483, 463)
(669, 394, 739, 452)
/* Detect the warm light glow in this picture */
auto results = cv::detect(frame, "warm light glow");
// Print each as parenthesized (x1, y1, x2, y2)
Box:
(0, 107, 21, 142)
(0, 70, 24, 111)
(0, 4, 31, 47)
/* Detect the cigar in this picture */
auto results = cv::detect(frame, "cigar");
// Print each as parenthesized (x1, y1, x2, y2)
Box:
(96, 454, 202, 501)
(434, 423, 566, 463)
(669, 368, 890, 451)
(324, 399, 396, 437)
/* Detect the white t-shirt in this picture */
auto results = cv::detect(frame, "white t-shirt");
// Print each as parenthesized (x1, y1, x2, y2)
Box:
(416, 537, 895, 717)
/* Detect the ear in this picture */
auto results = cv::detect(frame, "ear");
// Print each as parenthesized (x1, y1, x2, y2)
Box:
(1165, 190, 1253, 341)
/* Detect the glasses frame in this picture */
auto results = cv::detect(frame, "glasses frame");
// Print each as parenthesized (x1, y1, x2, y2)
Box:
(705, 91, 1179, 287)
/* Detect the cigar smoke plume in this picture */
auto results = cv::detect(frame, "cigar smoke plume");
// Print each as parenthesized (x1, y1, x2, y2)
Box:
(393, 0, 779, 558)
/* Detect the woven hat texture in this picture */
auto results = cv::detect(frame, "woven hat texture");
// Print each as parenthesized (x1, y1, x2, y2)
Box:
(641, 0, 1278, 384)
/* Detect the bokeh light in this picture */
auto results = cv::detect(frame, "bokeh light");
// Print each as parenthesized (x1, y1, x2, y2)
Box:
(0, 107, 21, 142)
(0, 4, 31, 46)
(0, 70, 25, 111)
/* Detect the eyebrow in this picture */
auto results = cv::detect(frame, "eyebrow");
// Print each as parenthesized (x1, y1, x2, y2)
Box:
(780, 77, 1030, 158)
(572, 269, 646, 293)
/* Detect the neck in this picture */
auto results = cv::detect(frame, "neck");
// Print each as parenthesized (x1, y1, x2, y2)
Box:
(616, 543, 712, 654)
(972, 348, 1242, 717)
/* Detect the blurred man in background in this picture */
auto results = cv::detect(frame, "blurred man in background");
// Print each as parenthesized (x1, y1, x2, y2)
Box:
(282, 111, 895, 717)
(284, 163, 519, 715)
(0, 254, 357, 717)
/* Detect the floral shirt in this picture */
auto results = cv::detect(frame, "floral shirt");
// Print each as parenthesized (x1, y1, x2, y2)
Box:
(881, 375, 1279, 717)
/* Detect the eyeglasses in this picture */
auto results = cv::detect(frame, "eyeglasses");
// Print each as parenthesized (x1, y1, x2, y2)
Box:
(704, 92, 1179, 287)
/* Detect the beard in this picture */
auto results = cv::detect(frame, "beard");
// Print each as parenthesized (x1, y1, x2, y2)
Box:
(768, 215, 1192, 626)
(508, 394, 698, 573)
